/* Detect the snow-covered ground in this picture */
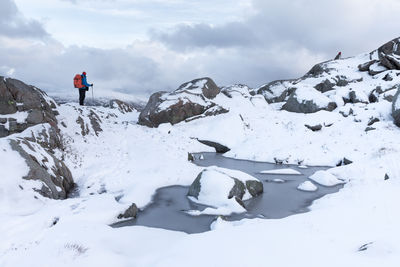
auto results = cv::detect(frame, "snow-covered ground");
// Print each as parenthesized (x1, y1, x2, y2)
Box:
(2, 52, 400, 266)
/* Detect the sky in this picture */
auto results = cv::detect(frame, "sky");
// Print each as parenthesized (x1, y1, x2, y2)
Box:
(1, 0, 400, 99)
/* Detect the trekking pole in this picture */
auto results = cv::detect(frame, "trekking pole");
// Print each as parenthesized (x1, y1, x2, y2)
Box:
(91, 85, 94, 104)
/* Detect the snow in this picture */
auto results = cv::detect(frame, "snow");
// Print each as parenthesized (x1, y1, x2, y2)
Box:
(3, 48, 400, 266)
(297, 181, 318, 192)
(294, 86, 332, 108)
(260, 168, 301, 175)
(309, 170, 345, 186)
(0, 111, 29, 130)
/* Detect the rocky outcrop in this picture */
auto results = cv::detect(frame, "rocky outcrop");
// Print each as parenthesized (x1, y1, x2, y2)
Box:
(0, 77, 74, 199)
(281, 88, 337, 113)
(138, 77, 227, 127)
(109, 99, 136, 114)
(257, 80, 296, 103)
(118, 203, 138, 219)
(0, 77, 58, 136)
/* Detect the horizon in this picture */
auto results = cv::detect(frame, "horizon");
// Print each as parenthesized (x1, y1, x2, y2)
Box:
(1, 0, 400, 98)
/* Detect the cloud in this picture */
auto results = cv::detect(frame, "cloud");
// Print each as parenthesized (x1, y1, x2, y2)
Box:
(0, 0, 48, 39)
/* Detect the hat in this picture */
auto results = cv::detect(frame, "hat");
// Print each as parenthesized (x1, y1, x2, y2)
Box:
(82, 71, 87, 75)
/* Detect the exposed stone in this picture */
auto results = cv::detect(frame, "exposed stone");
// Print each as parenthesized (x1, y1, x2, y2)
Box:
(281, 90, 337, 114)
(88, 110, 103, 136)
(0, 124, 8, 137)
(138, 78, 224, 128)
(197, 139, 230, 153)
(391, 88, 400, 127)
(314, 79, 335, 93)
(336, 157, 353, 166)
(334, 75, 349, 87)
(358, 60, 378, 71)
(368, 117, 380, 126)
(109, 99, 135, 114)
(228, 179, 246, 199)
(245, 180, 264, 197)
(305, 124, 323, 131)
(176, 77, 220, 99)
(384, 173, 390, 180)
(117, 203, 138, 219)
(257, 80, 294, 103)
(9, 139, 74, 199)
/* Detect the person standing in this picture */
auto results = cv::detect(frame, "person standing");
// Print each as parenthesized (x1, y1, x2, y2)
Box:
(75, 71, 93, 106)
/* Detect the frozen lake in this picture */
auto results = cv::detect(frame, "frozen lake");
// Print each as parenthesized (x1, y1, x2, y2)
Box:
(113, 152, 343, 233)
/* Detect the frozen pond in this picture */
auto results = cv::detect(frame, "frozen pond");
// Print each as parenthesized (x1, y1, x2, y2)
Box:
(113, 152, 343, 233)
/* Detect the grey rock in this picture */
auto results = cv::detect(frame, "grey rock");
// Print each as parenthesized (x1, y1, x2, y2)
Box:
(384, 173, 390, 180)
(305, 124, 323, 131)
(257, 80, 294, 103)
(187, 172, 202, 198)
(336, 157, 353, 166)
(0, 118, 6, 123)
(88, 110, 102, 136)
(9, 139, 74, 199)
(348, 91, 367, 104)
(138, 80, 221, 127)
(27, 109, 44, 125)
(245, 180, 264, 197)
(391, 88, 400, 127)
(358, 60, 378, 71)
(0, 124, 8, 137)
(334, 75, 349, 87)
(197, 139, 230, 153)
(383, 73, 394, 81)
(365, 127, 376, 132)
(281, 92, 337, 114)
(369, 87, 383, 103)
(228, 178, 246, 199)
(176, 77, 220, 99)
(118, 203, 138, 219)
(109, 99, 135, 114)
(314, 79, 335, 93)
(368, 117, 380, 126)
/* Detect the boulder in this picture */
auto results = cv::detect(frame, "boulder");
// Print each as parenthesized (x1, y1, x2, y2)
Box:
(118, 203, 138, 219)
(314, 79, 335, 93)
(257, 80, 295, 103)
(187, 167, 263, 212)
(196, 139, 230, 153)
(138, 78, 225, 127)
(109, 99, 135, 114)
(176, 77, 220, 99)
(281, 87, 337, 113)
(391, 87, 400, 127)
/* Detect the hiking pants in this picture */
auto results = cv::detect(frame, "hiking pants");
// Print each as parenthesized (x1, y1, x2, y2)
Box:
(79, 88, 87, 105)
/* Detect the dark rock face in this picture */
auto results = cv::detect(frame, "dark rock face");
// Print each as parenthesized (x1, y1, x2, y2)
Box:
(281, 91, 337, 114)
(118, 203, 138, 219)
(305, 124, 323, 131)
(358, 38, 400, 75)
(245, 180, 263, 197)
(0, 77, 58, 136)
(0, 77, 75, 200)
(196, 139, 230, 153)
(314, 79, 335, 93)
(138, 78, 225, 127)
(10, 138, 74, 199)
(391, 88, 400, 127)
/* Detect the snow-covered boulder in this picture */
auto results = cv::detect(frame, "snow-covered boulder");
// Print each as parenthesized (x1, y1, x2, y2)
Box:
(109, 99, 136, 114)
(187, 167, 263, 213)
(392, 87, 400, 127)
(257, 80, 295, 103)
(138, 77, 228, 127)
(308, 170, 345, 187)
(281, 87, 337, 113)
(297, 181, 318, 192)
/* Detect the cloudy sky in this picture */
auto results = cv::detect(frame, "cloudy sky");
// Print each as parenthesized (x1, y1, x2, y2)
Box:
(1, 0, 400, 99)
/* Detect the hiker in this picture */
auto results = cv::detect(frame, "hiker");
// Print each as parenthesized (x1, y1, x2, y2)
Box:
(334, 52, 342, 60)
(74, 72, 93, 106)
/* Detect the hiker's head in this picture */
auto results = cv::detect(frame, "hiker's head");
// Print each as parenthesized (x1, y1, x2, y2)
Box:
(82, 71, 87, 76)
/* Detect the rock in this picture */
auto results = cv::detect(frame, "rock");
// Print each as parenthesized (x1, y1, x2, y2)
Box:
(9, 139, 74, 199)
(334, 75, 349, 87)
(368, 62, 388, 76)
(176, 77, 220, 100)
(187, 167, 263, 210)
(196, 139, 230, 153)
(383, 73, 394, 81)
(188, 153, 194, 162)
(26, 109, 44, 125)
(347, 91, 368, 104)
(257, 80, 295, 103)
(336, 157, 353, 166)
(118, 203, 138, 219)
(358, 60, 378, 71)
(368, 117, 380, 126)
(0, 124, 8, 137)
(109, 99, 135, 114)
(391, 88, 400, 127)
(384, 173, 390, 180)
(314, 79, 335, 93)
(365, 127, 376, 132)
(305, 124, 322, 131)
(369, 87, 383, 103)
(281, 87, 337, 113)
(88, 110, 102, 136)
(138, 78, 224, 127)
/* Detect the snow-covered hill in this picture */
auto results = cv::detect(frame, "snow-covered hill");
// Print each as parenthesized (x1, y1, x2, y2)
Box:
(2, 38, 400, 266)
